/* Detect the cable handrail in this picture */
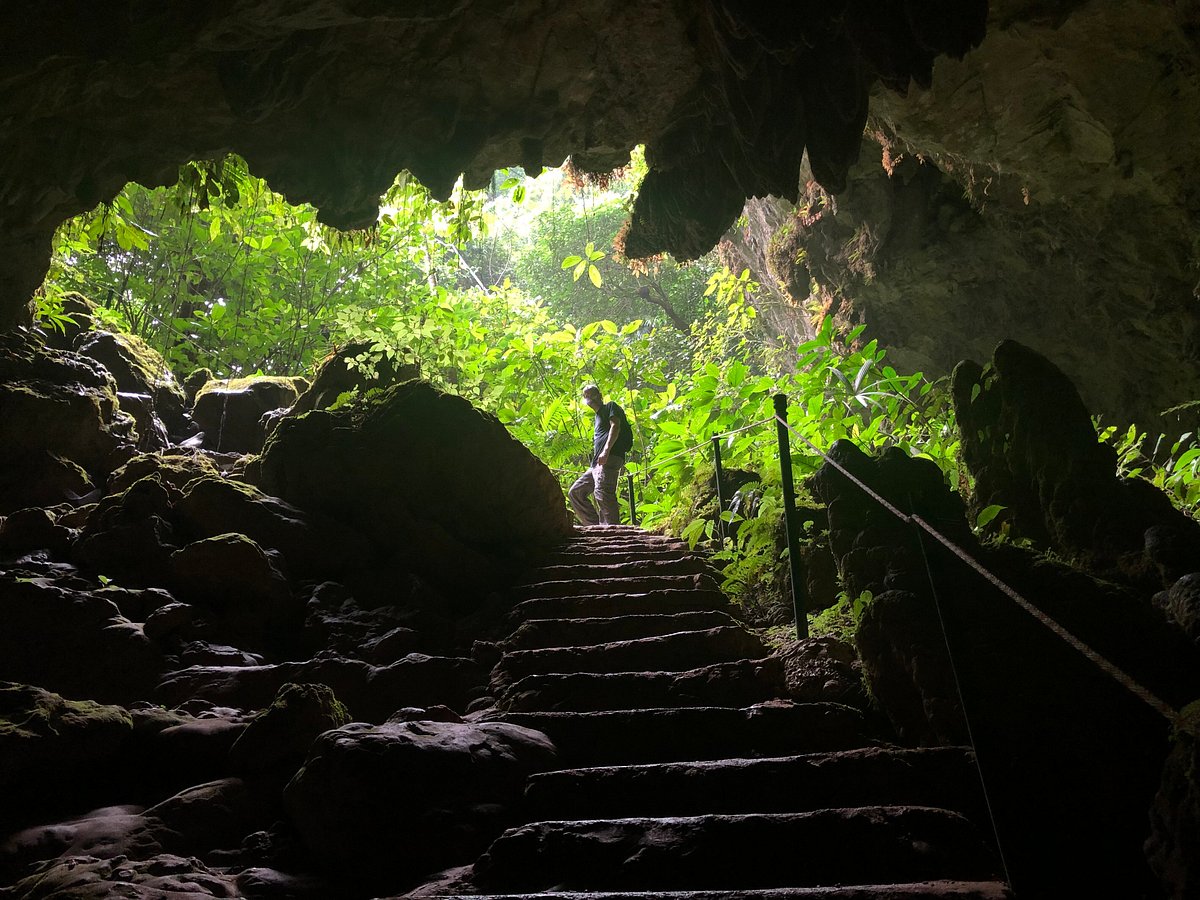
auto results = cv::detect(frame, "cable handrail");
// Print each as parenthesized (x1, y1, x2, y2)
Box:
(771, 409, 1181, 726)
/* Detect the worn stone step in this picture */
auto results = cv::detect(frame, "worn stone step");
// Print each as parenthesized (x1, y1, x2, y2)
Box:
(514, 571, 719, 601)
(511, 586, 728, 621)
(497, 658, 785, 712)
(491, 626, 767, 690)
(479, 702, 871, 766)
(546, 547, 689, 566)
(450, 884, 1014, 900)
(524, 747, 986, 823)
(500, 611, 741, 651)
(523, 558, 711, 584)
(471, 808, 1002, 893)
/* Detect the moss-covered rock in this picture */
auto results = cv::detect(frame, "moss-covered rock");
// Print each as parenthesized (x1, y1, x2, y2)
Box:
(76, 330, 190, 442)
(290, 339, 420, 414)
(107, 450, 222, 495)
(229, 682, 352, 779)
(257, 380, 570, 592)
(0, 328, 132, 512)
(193, 375, 306, 454)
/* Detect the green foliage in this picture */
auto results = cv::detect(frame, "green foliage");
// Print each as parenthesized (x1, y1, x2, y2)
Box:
(1099, 421, 1200, 516)
(42, 156, 486, 379)
(809, 591, 873, 641)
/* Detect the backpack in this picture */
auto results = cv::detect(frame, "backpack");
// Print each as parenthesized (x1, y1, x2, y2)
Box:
(611, 404, 634, 455)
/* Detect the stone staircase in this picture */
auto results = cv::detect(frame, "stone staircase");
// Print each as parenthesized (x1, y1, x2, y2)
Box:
(418, 525, 1013, 899)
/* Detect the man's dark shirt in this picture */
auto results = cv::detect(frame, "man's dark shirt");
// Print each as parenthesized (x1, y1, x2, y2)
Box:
(592, 401, 625, 465)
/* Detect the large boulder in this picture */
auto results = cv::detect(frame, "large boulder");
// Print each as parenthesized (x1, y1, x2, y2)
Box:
(76, 330, 190, 441)
(106, 449, 221, 495)
(257, 380, 570, 592)
(0, 683, 133, 830)
(809, 437, 1200, 896)
(283, 716, 556, 893)
(1147, 702, 1200, 897)
(192, 375, 306, 454)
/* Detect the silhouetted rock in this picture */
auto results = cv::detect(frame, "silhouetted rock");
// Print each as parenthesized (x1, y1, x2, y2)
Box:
(257, 380, 570, 592)
(0, 506, 75, 559)
(173, 475, 367, 581)
(289, 339, 420, 414)
(952, 340, 1200, 592)
(283, 717, 556, 892)
(72, 475, 180, 587)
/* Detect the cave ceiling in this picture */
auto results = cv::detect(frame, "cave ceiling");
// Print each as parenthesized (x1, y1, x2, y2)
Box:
(0, 0, 987, 326)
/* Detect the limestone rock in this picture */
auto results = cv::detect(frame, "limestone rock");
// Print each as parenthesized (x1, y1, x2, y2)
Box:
(107, 449, 221, 495)
(0, 684, 133, 827)
(1165, 573, 1200, 643)
(192, 375, 305, 454)
(1146, 702, 1200, 898)
(0, 4, 986, 321)
(3, 853, 244, 900)
(258, 380, 570, 592)
(168, 533, 297, 652)
(283, 718, 556, 891)
(76, 330, 190, 440)
(0, 505, 76, 559)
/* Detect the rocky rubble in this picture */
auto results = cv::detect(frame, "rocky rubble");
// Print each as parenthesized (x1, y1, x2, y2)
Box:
(0, 324, 570, 897)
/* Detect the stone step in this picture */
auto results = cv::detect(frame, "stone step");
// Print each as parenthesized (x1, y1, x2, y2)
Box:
(490, 626, 767, 690)
(546, 547, 690, 565)
(500, 611, 741, 651)
(479, 703, 871, 766)
(511, 586, 729, 620)
(524, 747, 986, 823)
(523, 557, 711, 583)
(571, 525, 665, 537)
(470, 807, 1003, 893)
(457, 884, 1014, 900)
(514, 572, 719, 601)
(497, 658, 785, 713)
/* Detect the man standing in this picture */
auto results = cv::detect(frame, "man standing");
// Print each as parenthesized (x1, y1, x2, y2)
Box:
(568, 384, 631, 526)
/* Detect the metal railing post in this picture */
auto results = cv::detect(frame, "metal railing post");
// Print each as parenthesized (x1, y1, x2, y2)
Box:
(711, 435, 727, 545)
(626, 471, 638, 526)
(774, 393, 809, 639)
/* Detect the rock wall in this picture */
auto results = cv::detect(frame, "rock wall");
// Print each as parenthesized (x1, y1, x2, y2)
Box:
(750, 1, 1200, 427)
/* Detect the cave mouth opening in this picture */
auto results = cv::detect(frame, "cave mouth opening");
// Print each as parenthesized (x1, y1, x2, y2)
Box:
(36, 146, 724, 388)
